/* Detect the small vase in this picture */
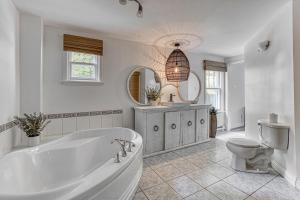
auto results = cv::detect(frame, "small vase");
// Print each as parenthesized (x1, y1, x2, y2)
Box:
(149, 99, 159, 106)
(28, 136, 41, 147)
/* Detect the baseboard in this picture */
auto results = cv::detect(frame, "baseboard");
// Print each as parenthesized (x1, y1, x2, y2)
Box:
(271, 160, 297, 187)
(296, 178, 300, 190)
(230, 126, 245, 131)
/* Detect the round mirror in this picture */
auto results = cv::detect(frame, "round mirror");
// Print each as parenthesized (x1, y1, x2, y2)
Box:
(178, 71, 201, 103)
(127, 67, 161, 105)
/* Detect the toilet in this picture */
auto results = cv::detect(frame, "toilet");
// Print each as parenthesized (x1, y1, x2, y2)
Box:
(226, 119, 289, 173)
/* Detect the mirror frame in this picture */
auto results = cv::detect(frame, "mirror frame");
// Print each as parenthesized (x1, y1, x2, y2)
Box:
(177, 71, 202, 103)
(127, 66, 162, 106)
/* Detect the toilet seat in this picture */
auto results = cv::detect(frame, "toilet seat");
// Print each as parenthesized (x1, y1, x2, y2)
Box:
(227, 138, 260, 148)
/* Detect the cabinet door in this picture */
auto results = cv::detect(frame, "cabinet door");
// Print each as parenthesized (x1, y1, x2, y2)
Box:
(196, 108, 209, 142)
(165, 112, 181, 150)
(146, 112, 164, 154)
(181, 110, 196, 145)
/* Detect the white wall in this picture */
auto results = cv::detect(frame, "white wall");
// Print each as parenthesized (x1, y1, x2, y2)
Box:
(20, 13, 43, 114)
(245, 2, 297, 183)
(42, 26, 224, 128)
(293, 0, 300, 188)
(0, 0, 20, 155)
(226, 60, 245, 130)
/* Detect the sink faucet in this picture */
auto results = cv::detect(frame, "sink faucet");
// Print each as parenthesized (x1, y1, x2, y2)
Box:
(111, 139, 127, 157)
(169, 93, 176, 102)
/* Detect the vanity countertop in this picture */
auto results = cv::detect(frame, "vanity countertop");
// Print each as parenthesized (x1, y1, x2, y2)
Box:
(134, 104, 211, 113)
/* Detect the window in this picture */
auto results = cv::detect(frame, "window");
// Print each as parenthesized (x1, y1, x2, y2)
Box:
(205, 70, 225, 110)
(66, 52, 101, 82)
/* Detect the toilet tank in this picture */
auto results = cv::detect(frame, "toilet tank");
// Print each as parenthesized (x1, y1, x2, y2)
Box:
(258, 120, 289, 150)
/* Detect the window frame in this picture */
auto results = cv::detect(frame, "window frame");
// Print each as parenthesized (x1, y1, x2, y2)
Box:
(63, 51, 103, 85)
(204, 70, 226, 111)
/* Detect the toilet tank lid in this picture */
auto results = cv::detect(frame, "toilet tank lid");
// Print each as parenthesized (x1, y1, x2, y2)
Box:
(228, 138, 260, 148)
(257, 119, 290, 129)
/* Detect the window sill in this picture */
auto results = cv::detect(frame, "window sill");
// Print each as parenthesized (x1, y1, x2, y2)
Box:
(61, 80, 104, 86)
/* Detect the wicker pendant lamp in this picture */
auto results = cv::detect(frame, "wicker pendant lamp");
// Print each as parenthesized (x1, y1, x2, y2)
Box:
(165, 43, 190, 82)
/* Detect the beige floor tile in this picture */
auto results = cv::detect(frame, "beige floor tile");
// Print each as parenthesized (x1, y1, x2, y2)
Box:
(223, 171, 277, 195)
(144, 155, 168, 169)
(252, 186, 291, 200)
(264, 176, 300, 200)
(186, 169, 220, 188)
(143, 183, 182, 200)
(168, 175, 203, 198)
(169, 158, 200, 173)
(186, 155, 215, 169)
(139, 169, 164, 190)
(202, 164, 235, 179)
(184, 189, 220, 200)
(154, 164, 184, 181)
(133, 192, 149, 200)
(207, 181, 248, 200)
(159, 152, 181, 162)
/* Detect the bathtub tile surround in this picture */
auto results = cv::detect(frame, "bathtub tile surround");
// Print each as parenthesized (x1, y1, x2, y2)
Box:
(43, 109, 123, 140)
(134, 137, 300, 200)
(0, 120, 19, 134)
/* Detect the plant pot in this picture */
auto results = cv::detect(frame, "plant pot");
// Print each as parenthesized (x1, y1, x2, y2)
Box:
(28, 136, 41, 147)
(149, 99, 159, 106)
(210, 114, 217, 138)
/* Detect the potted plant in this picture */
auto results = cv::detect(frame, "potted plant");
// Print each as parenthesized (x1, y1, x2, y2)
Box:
(209, 107, 217, 138)
(15, 113, 50, 147)
(145, 86, 161, 106)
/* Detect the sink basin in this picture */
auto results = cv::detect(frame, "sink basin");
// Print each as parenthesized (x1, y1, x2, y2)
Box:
(161, 102, 191, 107)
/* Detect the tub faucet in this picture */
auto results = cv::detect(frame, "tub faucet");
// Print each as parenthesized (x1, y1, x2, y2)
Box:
(111, 139, 127, 157)
(114, 152, 120, 163)
(125, 140, 135, 152)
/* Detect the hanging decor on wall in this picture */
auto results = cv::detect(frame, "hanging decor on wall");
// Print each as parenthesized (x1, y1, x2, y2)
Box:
(165, 43, 190, 82)
(119, 0, 143, 17)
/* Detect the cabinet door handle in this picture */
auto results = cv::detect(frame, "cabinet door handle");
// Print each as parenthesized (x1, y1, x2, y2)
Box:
(187, 121, 192, 126)
(153, 125, 159, 132)
(171, 123, 177, 130)
(200, 119, 205, 124)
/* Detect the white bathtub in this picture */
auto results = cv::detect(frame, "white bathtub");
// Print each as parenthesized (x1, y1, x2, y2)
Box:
(0, 128, 143, 200)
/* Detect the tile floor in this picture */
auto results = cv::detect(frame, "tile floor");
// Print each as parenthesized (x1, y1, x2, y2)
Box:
(133, 131, 300, 200)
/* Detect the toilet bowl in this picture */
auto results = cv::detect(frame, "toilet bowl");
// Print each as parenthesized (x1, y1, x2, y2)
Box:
(226, 119, 289, 173)
(226, 138, 273, 173)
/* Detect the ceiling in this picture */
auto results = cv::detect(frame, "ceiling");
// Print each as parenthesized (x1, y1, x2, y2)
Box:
(12, 0, 290, 57)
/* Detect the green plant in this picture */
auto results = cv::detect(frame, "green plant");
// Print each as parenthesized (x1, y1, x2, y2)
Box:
(145, 86, 161, 101)
(14, 113, 50, 137)
(210, 107, 217, 115)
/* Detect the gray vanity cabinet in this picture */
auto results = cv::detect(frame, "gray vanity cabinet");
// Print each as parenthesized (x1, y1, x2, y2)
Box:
(145, 112, 164, 154)
(165, 111, 181, 150)
(181, 110, 196, 145)
(134, 105, 210, 156)
(196, 108, 209, 141)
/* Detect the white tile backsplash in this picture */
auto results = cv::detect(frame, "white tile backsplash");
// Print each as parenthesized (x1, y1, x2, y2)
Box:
(43, 112, 123, 140)
(76, 116, 90, 131)
(113, 114, 123, 127)
(62, 118, 77, 135)
(44, 119, 63, 136)
(89, 116, 102, 129)
(101, 115, 113, 128)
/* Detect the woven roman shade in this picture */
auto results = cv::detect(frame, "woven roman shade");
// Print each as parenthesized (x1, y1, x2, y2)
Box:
(203, 60, 227, 72)
(63, 34, 103, 56)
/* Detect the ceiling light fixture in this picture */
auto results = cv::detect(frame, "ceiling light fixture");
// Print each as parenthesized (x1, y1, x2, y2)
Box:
(165, 43, 190, 82)
(119, 0, 143, 18)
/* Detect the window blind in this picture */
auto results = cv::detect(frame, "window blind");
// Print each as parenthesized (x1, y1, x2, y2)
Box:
(203, 60, 227, 72)
(63, 34, 103, 56)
